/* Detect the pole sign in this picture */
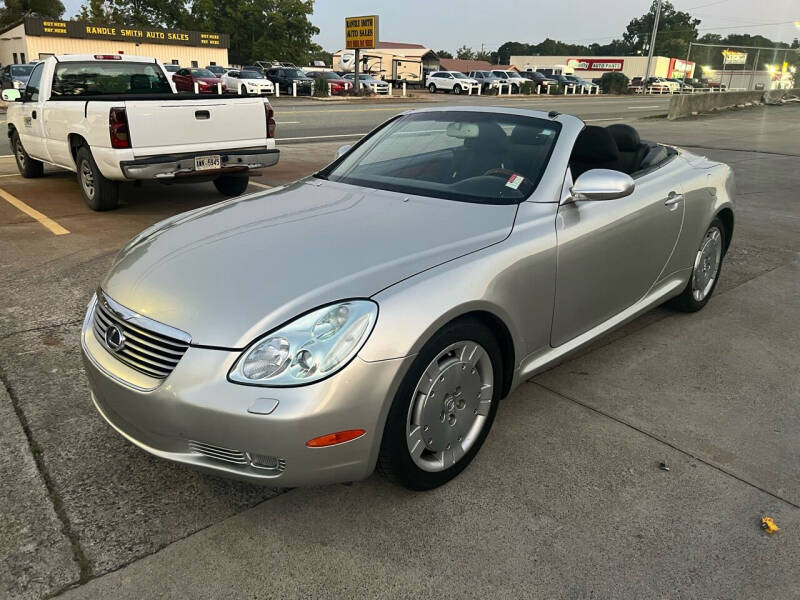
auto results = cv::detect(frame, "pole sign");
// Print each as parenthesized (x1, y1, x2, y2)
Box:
(566, 58, 624, 71)
(23, 16, 228, 48)
(722, 50, 747, 65)
(345, 15, 379, 49)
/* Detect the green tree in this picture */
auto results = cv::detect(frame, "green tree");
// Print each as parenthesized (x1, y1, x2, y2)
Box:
(78, 0, 189, 28)
(623, 1, 700, 59)
(436, 49, 453, 59)
(474, 48, 492, 62)
(188, 0, 318, 65)
(455, 45, 475, 60)
(0, 0, 64, 27)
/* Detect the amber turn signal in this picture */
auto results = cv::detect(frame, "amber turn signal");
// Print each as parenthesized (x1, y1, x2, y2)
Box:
(306, 429, 366, 447)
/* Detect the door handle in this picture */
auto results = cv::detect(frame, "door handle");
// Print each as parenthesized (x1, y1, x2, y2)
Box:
(664, 192, 683, 206)
(31, 110, 37, 119)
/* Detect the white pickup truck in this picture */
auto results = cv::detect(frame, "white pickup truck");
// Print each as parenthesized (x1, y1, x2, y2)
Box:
(2, 54, 278, 210)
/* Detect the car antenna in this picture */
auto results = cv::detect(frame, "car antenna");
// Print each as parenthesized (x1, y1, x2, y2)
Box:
(548, 110, 559, 119)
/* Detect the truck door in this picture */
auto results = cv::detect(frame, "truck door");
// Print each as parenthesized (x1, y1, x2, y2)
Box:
(17, 62, 49, 161)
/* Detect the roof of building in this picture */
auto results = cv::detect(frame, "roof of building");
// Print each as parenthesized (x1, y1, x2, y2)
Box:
(439, 58, 498, 72)
(376, 41, 427, 49)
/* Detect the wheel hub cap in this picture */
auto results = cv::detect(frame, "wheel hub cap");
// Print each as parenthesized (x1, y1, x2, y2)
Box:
(692, 227, 722, 301)
(406, 341, 494, 471)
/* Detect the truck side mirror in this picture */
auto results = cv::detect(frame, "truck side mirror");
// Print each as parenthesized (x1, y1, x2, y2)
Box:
(2, 88, 21, 102)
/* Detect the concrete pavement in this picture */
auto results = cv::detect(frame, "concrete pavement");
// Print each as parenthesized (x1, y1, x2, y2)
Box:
(0, 105, 798, 598)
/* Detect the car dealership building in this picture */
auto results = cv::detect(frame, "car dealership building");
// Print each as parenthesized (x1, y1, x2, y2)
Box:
(511, 55, 696, 80)
(0, 16, 229, 67)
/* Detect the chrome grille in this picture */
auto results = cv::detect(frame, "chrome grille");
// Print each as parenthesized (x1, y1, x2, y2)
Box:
(189, 441, 287, 474)
(92, 291, 191, 380)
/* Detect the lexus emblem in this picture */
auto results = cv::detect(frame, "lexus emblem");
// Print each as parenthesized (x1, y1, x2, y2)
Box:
(105, 325, 126, 352)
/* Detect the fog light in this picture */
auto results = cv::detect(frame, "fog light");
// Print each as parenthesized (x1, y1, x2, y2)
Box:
(248, 453, 279, 469)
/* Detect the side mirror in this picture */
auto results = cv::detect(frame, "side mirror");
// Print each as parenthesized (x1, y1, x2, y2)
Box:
(569, 169, 635, 202)
(336, 144, 352, 158)
(2, 88, 21, 102)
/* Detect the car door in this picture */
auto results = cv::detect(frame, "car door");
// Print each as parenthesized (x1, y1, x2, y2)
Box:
(18, 62, 48, 161)
(550, 161, 685, 346)
(173, 69, 189, 91)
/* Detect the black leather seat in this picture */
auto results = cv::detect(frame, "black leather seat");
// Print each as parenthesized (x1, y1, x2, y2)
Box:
(569, 125, 622, 179)
(606, 124, 648, 174)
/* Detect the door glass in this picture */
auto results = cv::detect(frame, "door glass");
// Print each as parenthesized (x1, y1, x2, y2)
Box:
(24, 63, 44, 102)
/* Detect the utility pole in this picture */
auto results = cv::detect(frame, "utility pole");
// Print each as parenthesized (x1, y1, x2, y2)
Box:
(354, 48, 360, 93)
(643, 0, 663, 82)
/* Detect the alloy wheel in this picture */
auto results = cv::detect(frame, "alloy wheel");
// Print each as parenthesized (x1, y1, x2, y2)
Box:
(79, 159, 95, 200)
(405, 341, 494, 472)
(15, 139, 25, 169)
(692, 226, 722, 301)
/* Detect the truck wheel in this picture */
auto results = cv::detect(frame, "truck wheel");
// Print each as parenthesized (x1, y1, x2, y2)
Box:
(213, 174, 249, 197)
(12, 131, 44, 178)
(428, 84, 436, 93)
(76, 146, 119, 211)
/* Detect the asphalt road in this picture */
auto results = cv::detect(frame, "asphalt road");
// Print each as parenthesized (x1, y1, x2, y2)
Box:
(1, 104, 798, 599)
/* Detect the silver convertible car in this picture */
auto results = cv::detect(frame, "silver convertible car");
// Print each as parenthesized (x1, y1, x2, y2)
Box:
(81, 107, 734, 490)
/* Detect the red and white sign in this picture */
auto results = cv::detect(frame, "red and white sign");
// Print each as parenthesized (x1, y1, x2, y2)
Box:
(668, 58, 696, 78)
(567, 58, 624, 72)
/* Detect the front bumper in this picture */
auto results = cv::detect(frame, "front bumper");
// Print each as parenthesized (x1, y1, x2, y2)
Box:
(80, 298, 412, 486)
(120, 147, 279, 180)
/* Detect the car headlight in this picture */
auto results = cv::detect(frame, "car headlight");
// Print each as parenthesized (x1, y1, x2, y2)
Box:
(229, 300, 378, 386)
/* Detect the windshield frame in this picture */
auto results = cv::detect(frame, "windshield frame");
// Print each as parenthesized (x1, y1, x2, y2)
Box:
(315, 111, 561, 205)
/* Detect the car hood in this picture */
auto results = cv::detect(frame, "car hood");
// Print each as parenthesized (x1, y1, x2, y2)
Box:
(103, 179, 517, 348)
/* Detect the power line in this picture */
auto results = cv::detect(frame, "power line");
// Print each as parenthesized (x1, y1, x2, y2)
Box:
(684, 0, 731, 10)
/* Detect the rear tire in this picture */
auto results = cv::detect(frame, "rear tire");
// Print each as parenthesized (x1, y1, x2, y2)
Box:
(213, 174, 249, 197)
(428, 83, 436, 93)
(668, 218, 726, 312)
(76, 146, 119, 211)
(12, 131, 44, 178)
(378, 318, 502, 490)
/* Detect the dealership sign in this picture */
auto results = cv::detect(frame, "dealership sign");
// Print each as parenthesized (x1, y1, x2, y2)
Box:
(345, 15, 379, 49)
(23, 16, 228, 48)
(722, 50, 747, 65)
(567, 58, 624, 71)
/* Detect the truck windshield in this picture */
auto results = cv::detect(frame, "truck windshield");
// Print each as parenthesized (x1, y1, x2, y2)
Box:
(51, 61, 173, 96)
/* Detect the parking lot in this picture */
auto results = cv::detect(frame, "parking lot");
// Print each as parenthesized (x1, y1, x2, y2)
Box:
(1, 99, 798, 599)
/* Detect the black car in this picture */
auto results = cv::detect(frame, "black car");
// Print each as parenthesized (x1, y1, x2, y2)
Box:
(1, 63, 35, 91)
(266, 67, 314, 94)
(519, 70, 556, 90)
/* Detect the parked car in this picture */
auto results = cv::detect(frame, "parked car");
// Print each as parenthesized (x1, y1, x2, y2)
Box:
(342, 73, 390, 94)
(205, 65, 227, 77)
(519, 70, 556, 91)
(563, 75, 599, 92)
(266, 66, 315, 94)
(161, 63, 181, 81)
(243, 65, 266, 75)
(490, 69, 522, 92)
(629, 77, 678, 94)
(80, 108, 734, 491)
(0, 63, 35, 92)
(312, 70, 352, 94)
(173, 67, 225, 93)
(3, 55, 278, 210)
(222, 69, 274, 95)
(425, 71, 479, 94)
(468, 70, 507, 92)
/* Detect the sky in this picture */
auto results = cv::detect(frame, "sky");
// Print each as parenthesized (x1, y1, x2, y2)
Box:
(60, 0, 800, 51)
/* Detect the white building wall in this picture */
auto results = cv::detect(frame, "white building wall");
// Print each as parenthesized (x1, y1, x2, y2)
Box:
(510, 55, 681, 80)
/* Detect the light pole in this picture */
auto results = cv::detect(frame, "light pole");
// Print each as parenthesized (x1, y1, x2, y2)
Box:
(643, 0, 663, 83)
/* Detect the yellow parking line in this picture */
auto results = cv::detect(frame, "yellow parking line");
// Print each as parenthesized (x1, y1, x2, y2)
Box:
(0, 186, 70, 235)
(249, 181, 273, 189)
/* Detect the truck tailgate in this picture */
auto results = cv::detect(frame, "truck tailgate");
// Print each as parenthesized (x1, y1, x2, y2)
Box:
(124, 98, 268, 157)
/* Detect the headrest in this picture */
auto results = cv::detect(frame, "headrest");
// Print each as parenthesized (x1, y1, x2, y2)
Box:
(462, 121, 510, 149)
(606, 124, 641, 151)
(572, 126, 620, 162)
(510, 125, 555, 146)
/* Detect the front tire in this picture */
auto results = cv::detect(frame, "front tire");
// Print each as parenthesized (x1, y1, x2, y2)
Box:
(428, 83, 436, 93)
(213, 174, 249, 196)
(378, 318, 502, 490)
(76, 146, 119, 211)
(453, 85, 462, 95)
(668, 218, 726, 312)
(12, 131, 44, 178)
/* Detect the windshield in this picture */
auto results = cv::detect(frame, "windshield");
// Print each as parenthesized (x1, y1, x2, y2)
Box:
(191, 68, 215, 77)
(318, 111, 560, 205)
(240, 70, 264, 79)
(11, 65, 34, 77)
(51, 61, 173, 96)
(318, 71, 339, 79)
(451, 72, 468, 79)
(358, 74, 373, 80)
(163, 64, 179, 72)
(492, 70, 508, 78)
(507, 71, 523, 78)
(287, 69, 307, 77)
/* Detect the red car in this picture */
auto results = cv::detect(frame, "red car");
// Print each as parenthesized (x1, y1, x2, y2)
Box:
(313, 71, 352, 95)
(173, 67, 225, 94)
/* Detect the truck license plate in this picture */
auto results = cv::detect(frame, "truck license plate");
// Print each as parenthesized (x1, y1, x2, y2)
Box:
(195, 155, 221, 171)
